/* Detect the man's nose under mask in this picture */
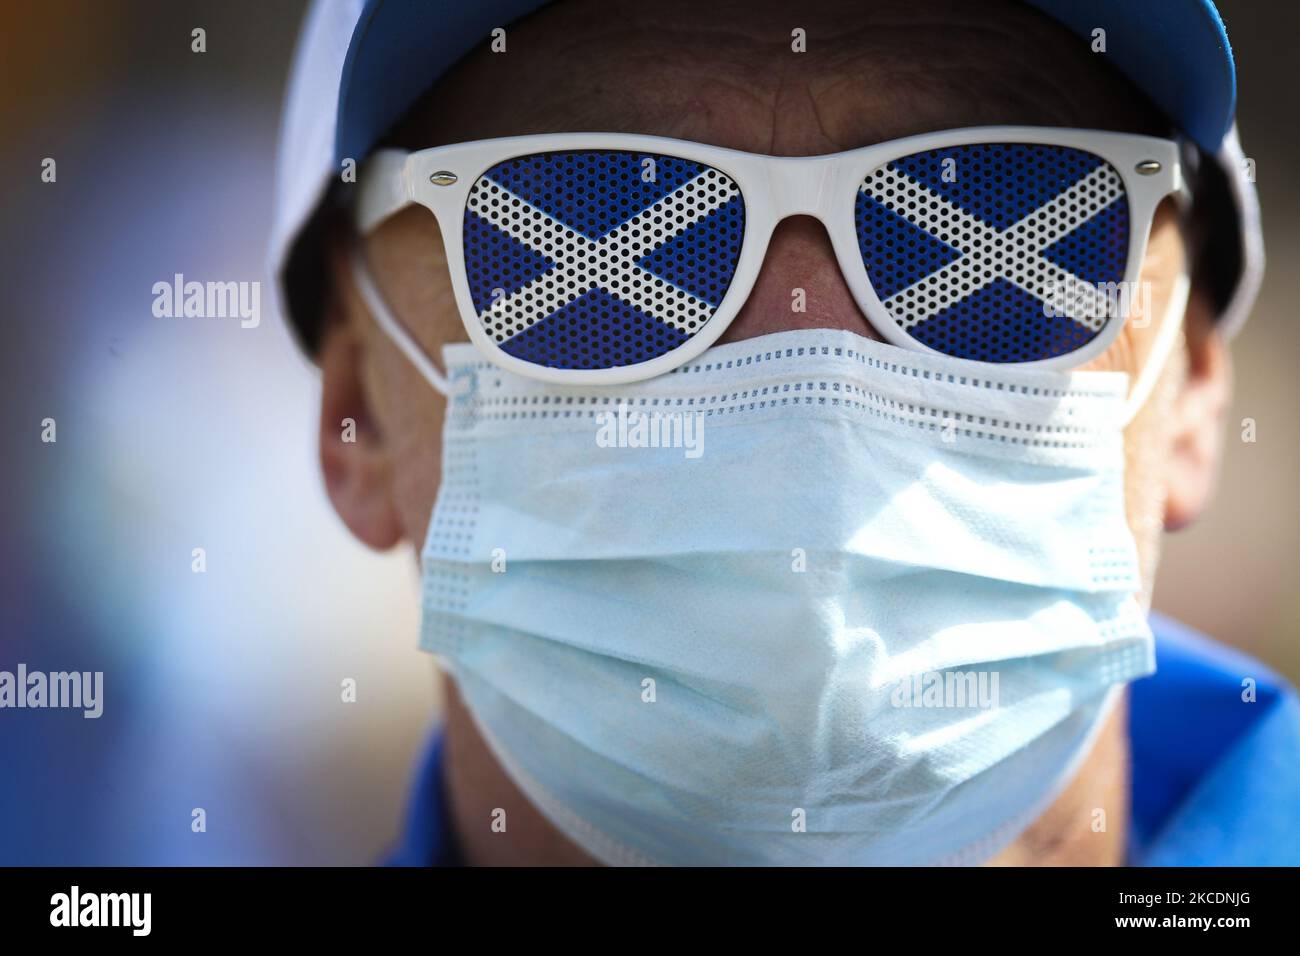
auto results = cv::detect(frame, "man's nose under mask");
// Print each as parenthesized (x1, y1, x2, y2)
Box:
(395, 313, 1184, 866)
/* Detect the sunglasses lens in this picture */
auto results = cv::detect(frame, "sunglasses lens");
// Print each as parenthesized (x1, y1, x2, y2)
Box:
(463, 150, 745, 371)
(856, 144, 1130, 363)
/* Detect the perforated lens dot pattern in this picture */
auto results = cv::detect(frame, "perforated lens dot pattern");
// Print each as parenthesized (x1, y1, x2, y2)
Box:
(856, 143, 1131, 363)
(463, 150, 745, 370)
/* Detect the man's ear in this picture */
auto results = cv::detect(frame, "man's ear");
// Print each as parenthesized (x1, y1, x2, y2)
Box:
(1162, 282, 1233, 532)
(317, 240, 405, 550)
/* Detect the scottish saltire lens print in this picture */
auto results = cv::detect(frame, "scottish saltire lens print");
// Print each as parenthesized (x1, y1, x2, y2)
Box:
(462, 151, 745, 370)
(856, 144, 1130, 363)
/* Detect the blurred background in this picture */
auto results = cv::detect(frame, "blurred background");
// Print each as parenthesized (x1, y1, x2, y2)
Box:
(0, 0, 1295, 865)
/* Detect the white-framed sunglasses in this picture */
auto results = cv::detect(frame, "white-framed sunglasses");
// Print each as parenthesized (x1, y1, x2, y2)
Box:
(351, 126, 1188, 388)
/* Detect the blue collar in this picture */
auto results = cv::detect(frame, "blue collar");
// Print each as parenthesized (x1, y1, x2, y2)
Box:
(1127, 614, 1300, 865)
(387, 614, 1300, 866)
(384, 728, 465, 867)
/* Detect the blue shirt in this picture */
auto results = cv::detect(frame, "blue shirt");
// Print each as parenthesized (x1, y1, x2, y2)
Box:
(386, 614, 1300, 866)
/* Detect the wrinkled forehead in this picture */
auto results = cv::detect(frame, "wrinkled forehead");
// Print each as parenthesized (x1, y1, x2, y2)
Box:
(389, 0, 1169, 154)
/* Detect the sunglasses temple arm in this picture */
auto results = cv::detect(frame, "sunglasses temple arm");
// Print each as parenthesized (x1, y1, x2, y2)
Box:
(348, 244, 454, 396)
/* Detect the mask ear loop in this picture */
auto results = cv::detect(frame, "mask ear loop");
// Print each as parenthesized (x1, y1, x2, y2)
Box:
(1120, 268, 1190, 426)
(1120, 149, 1195, 428)
(349, 243, 455, 396)
(1121, 139, 1199, 424)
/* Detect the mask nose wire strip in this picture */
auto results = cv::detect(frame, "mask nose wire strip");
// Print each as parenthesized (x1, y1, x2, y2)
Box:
(349, 243, 453, 396)
(1121, 270, 1191, 426)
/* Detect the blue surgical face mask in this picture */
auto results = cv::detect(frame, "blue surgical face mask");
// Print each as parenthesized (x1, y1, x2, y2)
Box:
(386, 276, 1185, 866)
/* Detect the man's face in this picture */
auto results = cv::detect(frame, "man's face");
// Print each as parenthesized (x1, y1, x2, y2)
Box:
(318, 0, 1230, 864)
(328, 0, 1217, 574)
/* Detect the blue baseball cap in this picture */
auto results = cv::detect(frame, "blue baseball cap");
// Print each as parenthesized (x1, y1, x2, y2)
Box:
(270, 0, 1263, 353)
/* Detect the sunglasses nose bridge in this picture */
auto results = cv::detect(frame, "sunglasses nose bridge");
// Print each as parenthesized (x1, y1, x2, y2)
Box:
(766, 156, 836, 221)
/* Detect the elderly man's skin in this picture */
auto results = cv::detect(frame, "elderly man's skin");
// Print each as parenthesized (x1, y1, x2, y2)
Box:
(317, 0, 1232, 865)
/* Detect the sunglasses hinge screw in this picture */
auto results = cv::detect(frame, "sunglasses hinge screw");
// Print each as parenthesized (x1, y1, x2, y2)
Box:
(1134, 160, 1162, 175)
(429, 171, 458, 186)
